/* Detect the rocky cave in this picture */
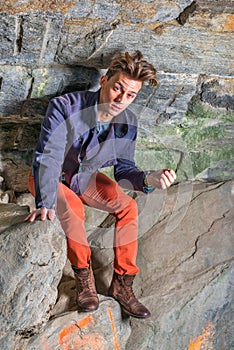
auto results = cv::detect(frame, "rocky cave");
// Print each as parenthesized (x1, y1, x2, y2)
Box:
(0, 1, 233, 349)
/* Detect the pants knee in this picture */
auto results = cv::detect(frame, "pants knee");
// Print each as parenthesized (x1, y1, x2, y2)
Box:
(116, 196, 138, 221)
(128, 197, 138, 216)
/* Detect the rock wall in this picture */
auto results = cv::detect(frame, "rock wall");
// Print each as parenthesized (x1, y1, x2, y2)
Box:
(0, 1, 234, 349)
(0, 0, 233, 201)
(0, 219, 67, 349)
(0, 180, 233, 349)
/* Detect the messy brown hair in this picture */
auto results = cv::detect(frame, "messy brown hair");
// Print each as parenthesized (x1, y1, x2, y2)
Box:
(106, 50, 158, 86)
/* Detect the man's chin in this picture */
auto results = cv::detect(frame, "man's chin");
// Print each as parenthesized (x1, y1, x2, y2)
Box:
(103, 109, 122, 118)
(110, 105, 126, 116)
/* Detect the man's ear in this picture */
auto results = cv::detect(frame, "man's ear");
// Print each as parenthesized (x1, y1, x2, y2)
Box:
(100, 75, 107, 87)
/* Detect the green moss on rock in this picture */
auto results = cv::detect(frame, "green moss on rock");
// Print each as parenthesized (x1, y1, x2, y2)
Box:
(136, 98, 234, 182)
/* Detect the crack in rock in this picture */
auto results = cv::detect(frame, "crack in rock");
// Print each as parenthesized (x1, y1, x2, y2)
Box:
(190, 181, 226, 204)
(14, 16, 24, 55)
(171, 206, 231, 275)
(86, 20, 120, 61)
(187, 209, 230, 261)
(176, 1, 197, 25)
(178, 261, 230, 312)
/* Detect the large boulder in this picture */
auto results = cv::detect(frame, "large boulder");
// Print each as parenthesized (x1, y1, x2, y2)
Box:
(0, 181, 233, 349)
(24, 295, 131, 350)
(0, 219, 67, 350)
(128, 180, 234, 349)
(49, 180, 233, 349)
(0, 202, 29, 233)
(0, 1, 233, 191)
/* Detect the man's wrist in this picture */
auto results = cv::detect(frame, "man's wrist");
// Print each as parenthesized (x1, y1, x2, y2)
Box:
(143, 171, 154, 187)
(144, 175, 150, 187)
(143, 171, 155, 192)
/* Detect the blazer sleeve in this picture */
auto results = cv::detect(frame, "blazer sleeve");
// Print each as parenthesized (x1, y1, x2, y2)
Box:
(32, 96, 68, 209)
(113, 122, 150, 193)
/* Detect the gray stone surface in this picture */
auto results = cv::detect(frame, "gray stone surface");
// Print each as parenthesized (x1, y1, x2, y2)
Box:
(0, 1, 234, 347)
(24, 295, 131, 350)
(15, 192, 35, 212)
(1, 157, 30, 192)
(0, 13, 16, 59)
(30, 65, 100, 99)
(0, 12, 64, 66)
(85, 181, 234, 349)
(0, 180, 233, 349)
(32, 180, 233, 350)
(134, 72, 198, 121)
(127, 180, 234, 349)
(0, 65, 32, 116)
(55, 2, 234, 76)
(0, 1, 233, 187)
(0, 202, 29, 233)
(196, 159, 234, 182)
(0, 219, 67, 350)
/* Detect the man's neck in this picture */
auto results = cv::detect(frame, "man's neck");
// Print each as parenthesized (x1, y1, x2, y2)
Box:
(97, 110, 114, 122)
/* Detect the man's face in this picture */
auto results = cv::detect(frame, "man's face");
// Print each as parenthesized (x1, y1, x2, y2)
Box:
(99, 72, 142, 118)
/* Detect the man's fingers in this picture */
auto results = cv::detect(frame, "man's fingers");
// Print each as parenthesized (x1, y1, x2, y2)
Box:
(160, 169, 177, 189)
(162, 173, 171, 187)
(24, 208, 55, 222)
(145, 169, 177, 189)
(168, 169, 176, 181)
(24, 213, 33, 222)
(160, 178, 167, 189)
(37, 208, 56, 221)
(47, 209, 55, 221)
(163, 169, 176, 185)
(24, 211, 37, 222)
(40, 208, 48, 221)
(30, 212, 38, 222)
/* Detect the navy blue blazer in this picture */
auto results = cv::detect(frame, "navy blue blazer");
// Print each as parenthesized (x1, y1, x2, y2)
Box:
(32, 89, 148, 209)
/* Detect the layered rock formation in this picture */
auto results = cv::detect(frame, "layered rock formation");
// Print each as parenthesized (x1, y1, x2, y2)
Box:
(0, 180, 233, 349)
(0, 219, 66, 349)
(0, 0, 233, 349)
(0, 0, 233, 200)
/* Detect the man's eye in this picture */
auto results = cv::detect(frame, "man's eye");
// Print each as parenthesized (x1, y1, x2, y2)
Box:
(113, 86, 120, 91)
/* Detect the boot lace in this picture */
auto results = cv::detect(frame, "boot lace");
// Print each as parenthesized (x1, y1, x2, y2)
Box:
(77, 270, 95, 293)
(119, 275, 137, 302)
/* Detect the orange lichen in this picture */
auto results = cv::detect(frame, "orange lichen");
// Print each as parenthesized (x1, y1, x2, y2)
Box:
(77, 314, 95, 328)
(64, 18, 101, 27)
(223, 14, 234, 31)
(59, 333, 104, 350)
(59, 315, 94, 345)
(188, 322, 214, 350)
(108, 307, 120, 350)
(0, 0, 76, 14)
(58, 314, 104, 350)
(59, 314, 94, 341)
(118, 0, 160, 22)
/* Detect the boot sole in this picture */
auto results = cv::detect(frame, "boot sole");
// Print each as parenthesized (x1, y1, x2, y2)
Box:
(78, 305, 99, 312)
(109, 295, 151, 319)
(77, 302, 99, 313)
(121, 306, 151, 319)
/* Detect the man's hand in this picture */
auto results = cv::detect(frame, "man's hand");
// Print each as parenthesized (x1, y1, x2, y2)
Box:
(24, 207, 56, 223)
(145, 169, 176, 190)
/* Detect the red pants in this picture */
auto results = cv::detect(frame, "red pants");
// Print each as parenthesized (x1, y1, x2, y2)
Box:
(28, 171, 139, 275)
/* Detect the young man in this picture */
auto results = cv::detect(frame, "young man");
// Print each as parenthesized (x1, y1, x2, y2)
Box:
(25, 51, 176, 319)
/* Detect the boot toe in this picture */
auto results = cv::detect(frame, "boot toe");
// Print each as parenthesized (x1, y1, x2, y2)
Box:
(78, 298, 99, 312)
(123, 303, 151, 319)
(137, 305, 151, 319)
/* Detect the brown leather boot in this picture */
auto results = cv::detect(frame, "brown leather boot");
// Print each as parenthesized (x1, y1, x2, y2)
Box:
(73, 266, 99, 312)
(108, 272, 151, 319)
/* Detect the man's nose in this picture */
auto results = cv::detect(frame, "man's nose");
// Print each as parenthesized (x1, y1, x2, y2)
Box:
(115, 92, 125, 103)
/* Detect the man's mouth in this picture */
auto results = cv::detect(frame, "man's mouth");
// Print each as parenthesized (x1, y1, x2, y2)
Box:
(111, 103, 122, 112)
